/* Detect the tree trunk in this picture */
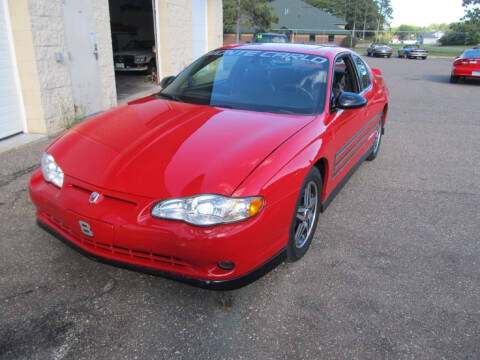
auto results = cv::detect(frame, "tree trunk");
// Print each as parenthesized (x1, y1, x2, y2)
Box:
(362, 0, 368, 40)
(235, 0, 241, 42)
(350, 0, 358, 47)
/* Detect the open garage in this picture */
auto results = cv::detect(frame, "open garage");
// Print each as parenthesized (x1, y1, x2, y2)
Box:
(109, 0, 159, 104)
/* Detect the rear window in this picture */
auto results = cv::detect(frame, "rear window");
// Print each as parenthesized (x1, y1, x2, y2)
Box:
(255, 35, 288, 43)
(461, 49, 480, 58)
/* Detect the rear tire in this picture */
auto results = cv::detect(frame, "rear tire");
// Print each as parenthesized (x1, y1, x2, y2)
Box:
(450, 75, 459, 83)
(286, 167, 322, 262)
(366, 117, 383, 161)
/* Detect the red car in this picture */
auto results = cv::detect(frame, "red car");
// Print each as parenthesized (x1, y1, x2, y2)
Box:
(30, 44, 389, 289)
(451, 48, 480, 83)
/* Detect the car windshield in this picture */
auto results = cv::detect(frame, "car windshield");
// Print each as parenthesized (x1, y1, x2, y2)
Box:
(255, 35, 288, 43)
(124, 40, 153, 50)
(159, 49, 329, 115)
(462, 49, 480, 58)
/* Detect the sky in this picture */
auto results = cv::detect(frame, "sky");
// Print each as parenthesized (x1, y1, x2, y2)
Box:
(390, 0, 465, 27)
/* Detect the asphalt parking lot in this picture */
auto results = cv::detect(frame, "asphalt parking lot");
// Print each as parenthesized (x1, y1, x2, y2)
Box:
(1, 57, 479, 360)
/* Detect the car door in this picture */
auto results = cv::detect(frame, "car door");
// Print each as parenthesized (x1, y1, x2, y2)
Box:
(327, 53, 370, 189)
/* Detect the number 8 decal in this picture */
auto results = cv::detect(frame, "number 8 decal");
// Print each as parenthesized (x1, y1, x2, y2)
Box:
(79, 220, 94, 237)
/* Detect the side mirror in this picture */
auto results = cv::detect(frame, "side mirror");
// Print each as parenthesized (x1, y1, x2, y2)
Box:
(336, 92, 367, 110)
(160, 75, 176, 89)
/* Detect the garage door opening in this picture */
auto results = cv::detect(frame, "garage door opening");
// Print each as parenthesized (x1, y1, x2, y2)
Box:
(109, 0, 159, 104)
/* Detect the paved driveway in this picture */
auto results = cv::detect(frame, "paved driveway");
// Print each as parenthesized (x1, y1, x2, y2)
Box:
(1, 57, 479, 360)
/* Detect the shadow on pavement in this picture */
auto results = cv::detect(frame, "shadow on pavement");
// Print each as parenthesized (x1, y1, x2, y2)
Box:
(424, 74, 480, 85)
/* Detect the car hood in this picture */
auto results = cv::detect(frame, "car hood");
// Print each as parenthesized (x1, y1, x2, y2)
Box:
(48, 97, 314, 199)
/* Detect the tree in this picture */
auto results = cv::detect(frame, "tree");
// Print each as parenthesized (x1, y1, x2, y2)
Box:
(440, 1, 480, 46)
(305, 0, 381, 37)
(393, 24, 422, 40)
(223, 0, 279, 41)
(440, 21, 480, 45)
(375, 0, 393, 41)
(462, 0, 480, 24)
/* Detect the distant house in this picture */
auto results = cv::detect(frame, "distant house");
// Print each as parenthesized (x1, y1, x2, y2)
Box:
(390, 35, 401, 44)
(224, 0, 349, 46)
(418, 31, 445, 45)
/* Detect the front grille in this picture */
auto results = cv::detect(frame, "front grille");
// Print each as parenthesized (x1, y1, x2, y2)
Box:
(114, 55, 135, 66)
(71, 184, 137, 206)
(44, 212, 188, 268)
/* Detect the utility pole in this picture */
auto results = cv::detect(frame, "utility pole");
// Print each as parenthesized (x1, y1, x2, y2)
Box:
(235, 0, 241, 42)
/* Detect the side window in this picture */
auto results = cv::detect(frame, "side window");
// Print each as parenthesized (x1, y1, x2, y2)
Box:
(352, 55, 371, 91)
(332, 55, 360, 101)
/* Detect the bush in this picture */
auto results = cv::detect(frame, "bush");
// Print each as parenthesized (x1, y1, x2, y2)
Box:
(440, 31, 480, 46)
(341, 35, 357, 48)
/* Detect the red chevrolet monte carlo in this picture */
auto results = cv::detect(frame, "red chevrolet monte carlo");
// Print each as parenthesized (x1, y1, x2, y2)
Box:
(450, 48, 480, 83)
(30, 43, 389, 290)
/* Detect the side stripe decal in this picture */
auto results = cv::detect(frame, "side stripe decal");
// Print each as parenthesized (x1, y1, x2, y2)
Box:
(333, 112, 381, 177)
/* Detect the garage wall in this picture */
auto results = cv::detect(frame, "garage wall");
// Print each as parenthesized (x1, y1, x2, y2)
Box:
(207, 0, 223, 51)
(168, 0, 194, 74)
(92, 0, 117, 111)
(7, 0, 45, 134)
(26, 0, 75, 134)
(155, 0, 223, 79)
(1, 0, 27, 138)
(7, 0, 116, 135)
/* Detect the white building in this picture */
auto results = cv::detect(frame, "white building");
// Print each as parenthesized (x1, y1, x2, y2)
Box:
(418, 31, 445, 45)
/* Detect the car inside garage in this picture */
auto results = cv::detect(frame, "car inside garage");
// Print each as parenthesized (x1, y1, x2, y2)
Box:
(109, 0, 160, 104)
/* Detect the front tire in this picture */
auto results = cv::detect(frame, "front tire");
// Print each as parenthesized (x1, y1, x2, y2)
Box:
(287, 167, 322, 262)
(366, 117, 383, 161)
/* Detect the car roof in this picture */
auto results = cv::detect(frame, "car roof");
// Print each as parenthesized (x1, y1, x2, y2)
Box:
(255, 32, 287, 36)
(219, 42, 349, 60)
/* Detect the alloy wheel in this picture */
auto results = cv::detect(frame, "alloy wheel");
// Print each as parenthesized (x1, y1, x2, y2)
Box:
(294, 181, 318, 248)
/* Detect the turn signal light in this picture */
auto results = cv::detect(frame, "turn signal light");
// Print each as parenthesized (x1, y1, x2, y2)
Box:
(249, 198, 264, 217)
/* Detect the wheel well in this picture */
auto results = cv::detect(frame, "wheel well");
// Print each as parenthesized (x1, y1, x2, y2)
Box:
(313, 157, 328, 200)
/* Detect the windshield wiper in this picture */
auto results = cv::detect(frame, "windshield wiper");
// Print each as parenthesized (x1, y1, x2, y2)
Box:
(157, 93, 183, 102)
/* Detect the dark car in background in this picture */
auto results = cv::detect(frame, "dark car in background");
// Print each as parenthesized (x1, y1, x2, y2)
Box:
(397, 45, 428, 59)
(366, 43, 393, 58)
(114, 40, 156, 74)
(253, 33, 288, 43)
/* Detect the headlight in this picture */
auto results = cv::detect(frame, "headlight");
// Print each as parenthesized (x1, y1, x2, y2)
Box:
(135, 56, 147, 63)
(151, 195, 264, 226)
(41, 152, 64, 188)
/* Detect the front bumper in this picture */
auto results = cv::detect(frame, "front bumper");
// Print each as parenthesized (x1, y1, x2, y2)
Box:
(37, 219, 286, 290)
(29, 170, 291, 289)
(115, 65, 149, 72)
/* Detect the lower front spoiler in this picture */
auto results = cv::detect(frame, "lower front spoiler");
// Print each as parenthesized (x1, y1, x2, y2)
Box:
(37, 220, 286, 291)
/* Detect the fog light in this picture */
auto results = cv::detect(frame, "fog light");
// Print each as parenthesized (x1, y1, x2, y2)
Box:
(217, 261, 235, 270)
